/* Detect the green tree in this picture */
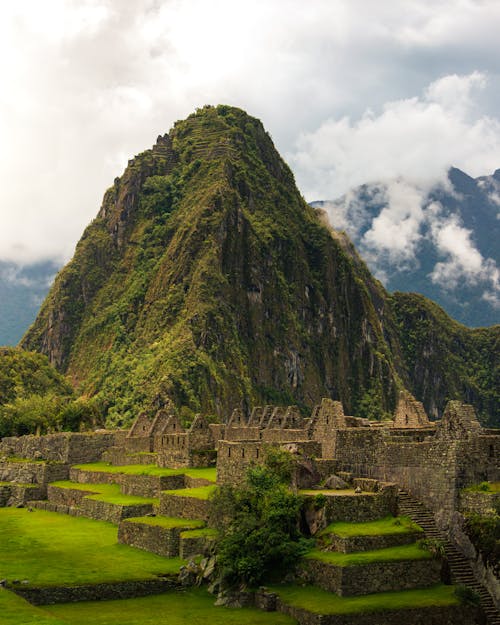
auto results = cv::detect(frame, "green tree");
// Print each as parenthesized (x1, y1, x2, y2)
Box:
(210, 450, 309, 590)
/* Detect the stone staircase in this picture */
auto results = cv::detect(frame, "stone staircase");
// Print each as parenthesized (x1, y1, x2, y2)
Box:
(398, 490, 500, 625)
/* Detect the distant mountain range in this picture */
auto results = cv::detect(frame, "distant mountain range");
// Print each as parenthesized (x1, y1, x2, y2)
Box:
(0, 261, 59, 346)
(311, 167, 500, 327)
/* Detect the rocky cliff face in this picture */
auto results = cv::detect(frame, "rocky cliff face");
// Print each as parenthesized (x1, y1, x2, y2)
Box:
(21, 106, 498, 427)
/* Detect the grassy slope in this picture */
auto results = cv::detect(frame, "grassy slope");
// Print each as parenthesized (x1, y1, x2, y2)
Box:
(124, 516, 205, 529)
(162, 485, 217, 500)
(270, 584, 459, 615)
(72, 462, 217, 482)
(305, 543, 432, 566)
(50, 481, 158, 505)
(320, 516, 422, 537)
(0, 588, 67, 625)
(0, 508, 183, 586)
(45, 589, 296, 625)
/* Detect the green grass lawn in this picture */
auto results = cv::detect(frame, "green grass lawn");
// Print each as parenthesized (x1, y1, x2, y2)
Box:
(0, 508, 184, 586)
(0, 588, 67, 625)
(50, 480, 158, 506)
(464, 481, 500, 493)
(305, 543, 432, 566)
(299, 489, 377, 497)
(180, 528, 218, 539)
(124, 515, 205, 529)
(269, 584, 459, 615)
(72, 462, 217, 482)
(45, 589, 297, 625)
(319, 516, 423, 538)
(162, 485, 217, 500)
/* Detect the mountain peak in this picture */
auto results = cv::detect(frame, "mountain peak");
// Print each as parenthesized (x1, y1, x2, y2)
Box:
(21, 107, 498, 427)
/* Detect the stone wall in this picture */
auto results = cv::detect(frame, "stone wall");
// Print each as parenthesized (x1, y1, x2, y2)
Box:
(325, 530, 423, 553)
(47, 485, 96, 507)
(216, 440, 321, 485)
(0, 432, 120, 464)
(273, 598, 481, 625)
(460, 490, 500, 515)
(159, 494, 210, 520)
(120, 474, 185, 498)
(123, 436, 153, 453)
(332, 424, 500, 525)
(0, 460, 68, 487)
(307, 486, 398, 524)
(179, 531, 216, 559)
(301, 556, 441, 595)
(12, 578, 180, 605)
(101, 449, 157, 466)
(117, 519, 186, 557)
(79, 498, 155, 523)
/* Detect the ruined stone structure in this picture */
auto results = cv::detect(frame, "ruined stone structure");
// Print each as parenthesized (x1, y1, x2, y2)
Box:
(392, 390, 430, 428)
(0, 392, 498, 623)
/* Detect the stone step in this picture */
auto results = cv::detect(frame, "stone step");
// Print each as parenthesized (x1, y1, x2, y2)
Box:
(398, 491, 500, 625)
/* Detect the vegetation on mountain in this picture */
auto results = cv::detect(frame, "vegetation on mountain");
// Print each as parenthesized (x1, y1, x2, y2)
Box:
(0, 348, 100, 437)
(391, 293, 499, 425)
(21, 105, 499, 427)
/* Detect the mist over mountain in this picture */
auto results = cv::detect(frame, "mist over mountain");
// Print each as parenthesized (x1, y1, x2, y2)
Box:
(0, 261, 59, 346)
(312, 168, 500, 327)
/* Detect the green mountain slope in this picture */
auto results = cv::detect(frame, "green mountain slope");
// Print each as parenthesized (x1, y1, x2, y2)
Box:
(21, 106, 498, 427)
(0, 348, 75, 436)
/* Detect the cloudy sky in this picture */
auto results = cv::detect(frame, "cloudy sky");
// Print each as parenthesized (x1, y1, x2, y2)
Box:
(1, 0, 499, 267)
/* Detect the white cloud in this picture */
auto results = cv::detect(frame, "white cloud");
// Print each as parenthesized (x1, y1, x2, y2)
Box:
(429, 214, 499, 292)
(289, 72, 500, 202)
(0, 1, 500, 264)
(361, 181, 426, 268)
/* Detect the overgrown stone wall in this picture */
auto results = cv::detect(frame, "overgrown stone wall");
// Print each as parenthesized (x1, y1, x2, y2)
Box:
(460, 490, 500, 515)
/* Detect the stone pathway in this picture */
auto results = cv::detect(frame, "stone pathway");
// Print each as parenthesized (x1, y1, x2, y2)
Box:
(398, 490, 500, 625)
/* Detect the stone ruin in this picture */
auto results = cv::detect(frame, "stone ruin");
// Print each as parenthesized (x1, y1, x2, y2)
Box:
(392, 390, 430, 428)
(0, 390, 497, 524)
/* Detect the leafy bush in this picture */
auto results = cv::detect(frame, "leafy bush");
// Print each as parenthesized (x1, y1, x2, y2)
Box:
(210, 450, 309, 590)
(417, 538, 446, 558)
(454, 585, 480, 606)
(465, 512, 500, 567)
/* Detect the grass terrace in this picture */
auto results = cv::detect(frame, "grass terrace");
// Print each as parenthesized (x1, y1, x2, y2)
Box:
(319, 516, 423, 538)
(124, 516, 205, 530)
(305, 543, 432, 567)
(162, 485, 217, 500)
(0, 588, 67, 625)
(269, 583, 459, 615)
(72, 462, 217, 482)
(50, 480, 158, 506)
(0, 508, 184, 586)
(464, 481, 500, 493)
(299, 489, 375, 497)
(45, 589, 296, 625)
(180, 528, 218, 539)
